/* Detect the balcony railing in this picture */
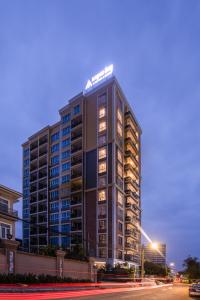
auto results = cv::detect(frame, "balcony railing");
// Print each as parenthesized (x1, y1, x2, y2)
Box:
(0, 204, 18, 218)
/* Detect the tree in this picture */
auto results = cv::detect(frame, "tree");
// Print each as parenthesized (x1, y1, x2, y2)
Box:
(144, 261, 167, 276)
(183, 256, 200, 280)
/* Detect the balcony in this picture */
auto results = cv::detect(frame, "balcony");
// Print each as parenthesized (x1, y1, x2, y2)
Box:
(30, 184, 37, 193)
(39, 135, 48, 146)
(39, 146, 47, 157)
(125, 229, 137, 239)
(125, 189, 139, 202)
(71, 221, 82, 231)
(30, 172, 37, 182)
(30, 205, 37, 214)
(30, 194, 37, 203)
(71, 209, 82, 219)
(38, 168, 47, 179)
(71, 182, 82, 193)
(71, 129, 82, 142)
(38, 180, 47, 191)
(30, 141, 38, 151)
(71, 194, 82, 206)
(0, 204, 18, 220)
(125, 215, 137, 224)
(125, 124, 138, 143)
(38, 204, 47, 212)
(124, 176, 140, 190)
(71, 142, 82, 154)
(38, 214, 47, 223)
(38, 191, 47, 201)
(71, 115, 82, 129)
(30, 152, 38, 161)
(71, 155, 82, 167)
(71, 169, 82, 180)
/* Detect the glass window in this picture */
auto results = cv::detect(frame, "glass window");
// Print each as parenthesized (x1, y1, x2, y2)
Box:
(23, 148, 29, 157)
(99, 234, 106, 243)
(118, 236, 123, 245)
(51, 143, 59, 153)
(50, 178, 59, 188)
(50, 225, 59, 234)
(50, 237, 59, 246)
(62, 113, 71, 124)
(50, 213, 59, 221)
(61, 224, 70, 232)
(98, 135, 106, 146)
(98, 205, 106, 217)
(62, 162, 70, 172)
(99, 147, 106, 160)
(99, 161, 106, 173)
(99, 248, 106, 258)
(98, 176, 106, 187)
(118, 222, 123, 232)
(99, 121, 106, 132)
(51, 132, 59, 143)
(50, 166, 59, 177)
(74, 104, 80, 115)
(99, 107, 106, 118)
(0, 223, 11, 239)
(62, 236, 70, 248)
(50, 202, 59, 211)
(62, 175, 70, 184)
(98, 190, 106, 201)
(62, 126, 71, 136)
(62, 138, 70, 148)
(51, 155, 59, 165)
(62, 199, 70, 209)
(62, 150, 70, 160)
(98, 93, 106, 105)
(99, 220, 106, 230)
(117, 163, 123, 178)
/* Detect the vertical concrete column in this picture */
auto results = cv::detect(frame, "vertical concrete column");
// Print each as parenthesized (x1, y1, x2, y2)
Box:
(56, 249, 65, 278)
(0, 239, 19, 274)
(88, 257, 97, 282)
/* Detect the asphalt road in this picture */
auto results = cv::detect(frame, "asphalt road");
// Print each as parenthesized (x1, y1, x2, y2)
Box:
(57, 284, 191, 300)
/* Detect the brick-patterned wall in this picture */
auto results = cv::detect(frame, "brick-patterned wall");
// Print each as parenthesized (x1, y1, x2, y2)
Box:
(0, 250, 92, 280)
(15, 252, 57, 276)
(0, 251, 7, 274)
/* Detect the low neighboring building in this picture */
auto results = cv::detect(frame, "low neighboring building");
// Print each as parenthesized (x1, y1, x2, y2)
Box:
(144, 243, 166, 265)
(0, 184, 21, 243)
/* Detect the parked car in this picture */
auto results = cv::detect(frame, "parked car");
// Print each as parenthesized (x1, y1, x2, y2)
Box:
(189, 281, 200, 297)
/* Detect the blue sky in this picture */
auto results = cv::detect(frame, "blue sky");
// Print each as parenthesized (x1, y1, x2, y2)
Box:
(0, 0, 200, 270)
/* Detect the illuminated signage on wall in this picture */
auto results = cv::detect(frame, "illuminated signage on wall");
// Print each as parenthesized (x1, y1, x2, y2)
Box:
(84, 64, 114, 92)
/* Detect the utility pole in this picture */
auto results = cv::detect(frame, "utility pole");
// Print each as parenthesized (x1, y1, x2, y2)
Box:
(141, 244, 144, 279)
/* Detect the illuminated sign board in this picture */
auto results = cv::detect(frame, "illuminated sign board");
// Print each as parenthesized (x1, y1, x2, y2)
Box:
(84, 64, 114, 92)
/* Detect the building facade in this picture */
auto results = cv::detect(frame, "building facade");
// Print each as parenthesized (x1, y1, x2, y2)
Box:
(0, 184, 21, 242)
(22, 69, 142, 268)
(144, 243, 166, 266)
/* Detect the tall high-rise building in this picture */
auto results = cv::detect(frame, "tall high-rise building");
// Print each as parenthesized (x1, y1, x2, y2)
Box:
(22, 65, 142, 269)
(144, 243, 166, 266)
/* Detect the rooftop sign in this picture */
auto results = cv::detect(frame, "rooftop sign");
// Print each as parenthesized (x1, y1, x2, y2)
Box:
(84, 64, 113, 92)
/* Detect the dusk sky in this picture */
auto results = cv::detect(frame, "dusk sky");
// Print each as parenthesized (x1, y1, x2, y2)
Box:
(0, 0, 200, 270)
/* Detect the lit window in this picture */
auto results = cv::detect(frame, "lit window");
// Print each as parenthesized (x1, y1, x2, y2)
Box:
(99, 121, 106, 132)
(99, 107, 106, 118)
(99, 161, 106, 173)
(117, 149, 123, 163)
(117, 109, 122, 124)
(117, 122, 123, 137)
(117, 163, 123, 178)
(99, 147, 106, 160)
(99, 248, 106, 258)
(98, 190, 106, 201)
(118, 191, 123, 205)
